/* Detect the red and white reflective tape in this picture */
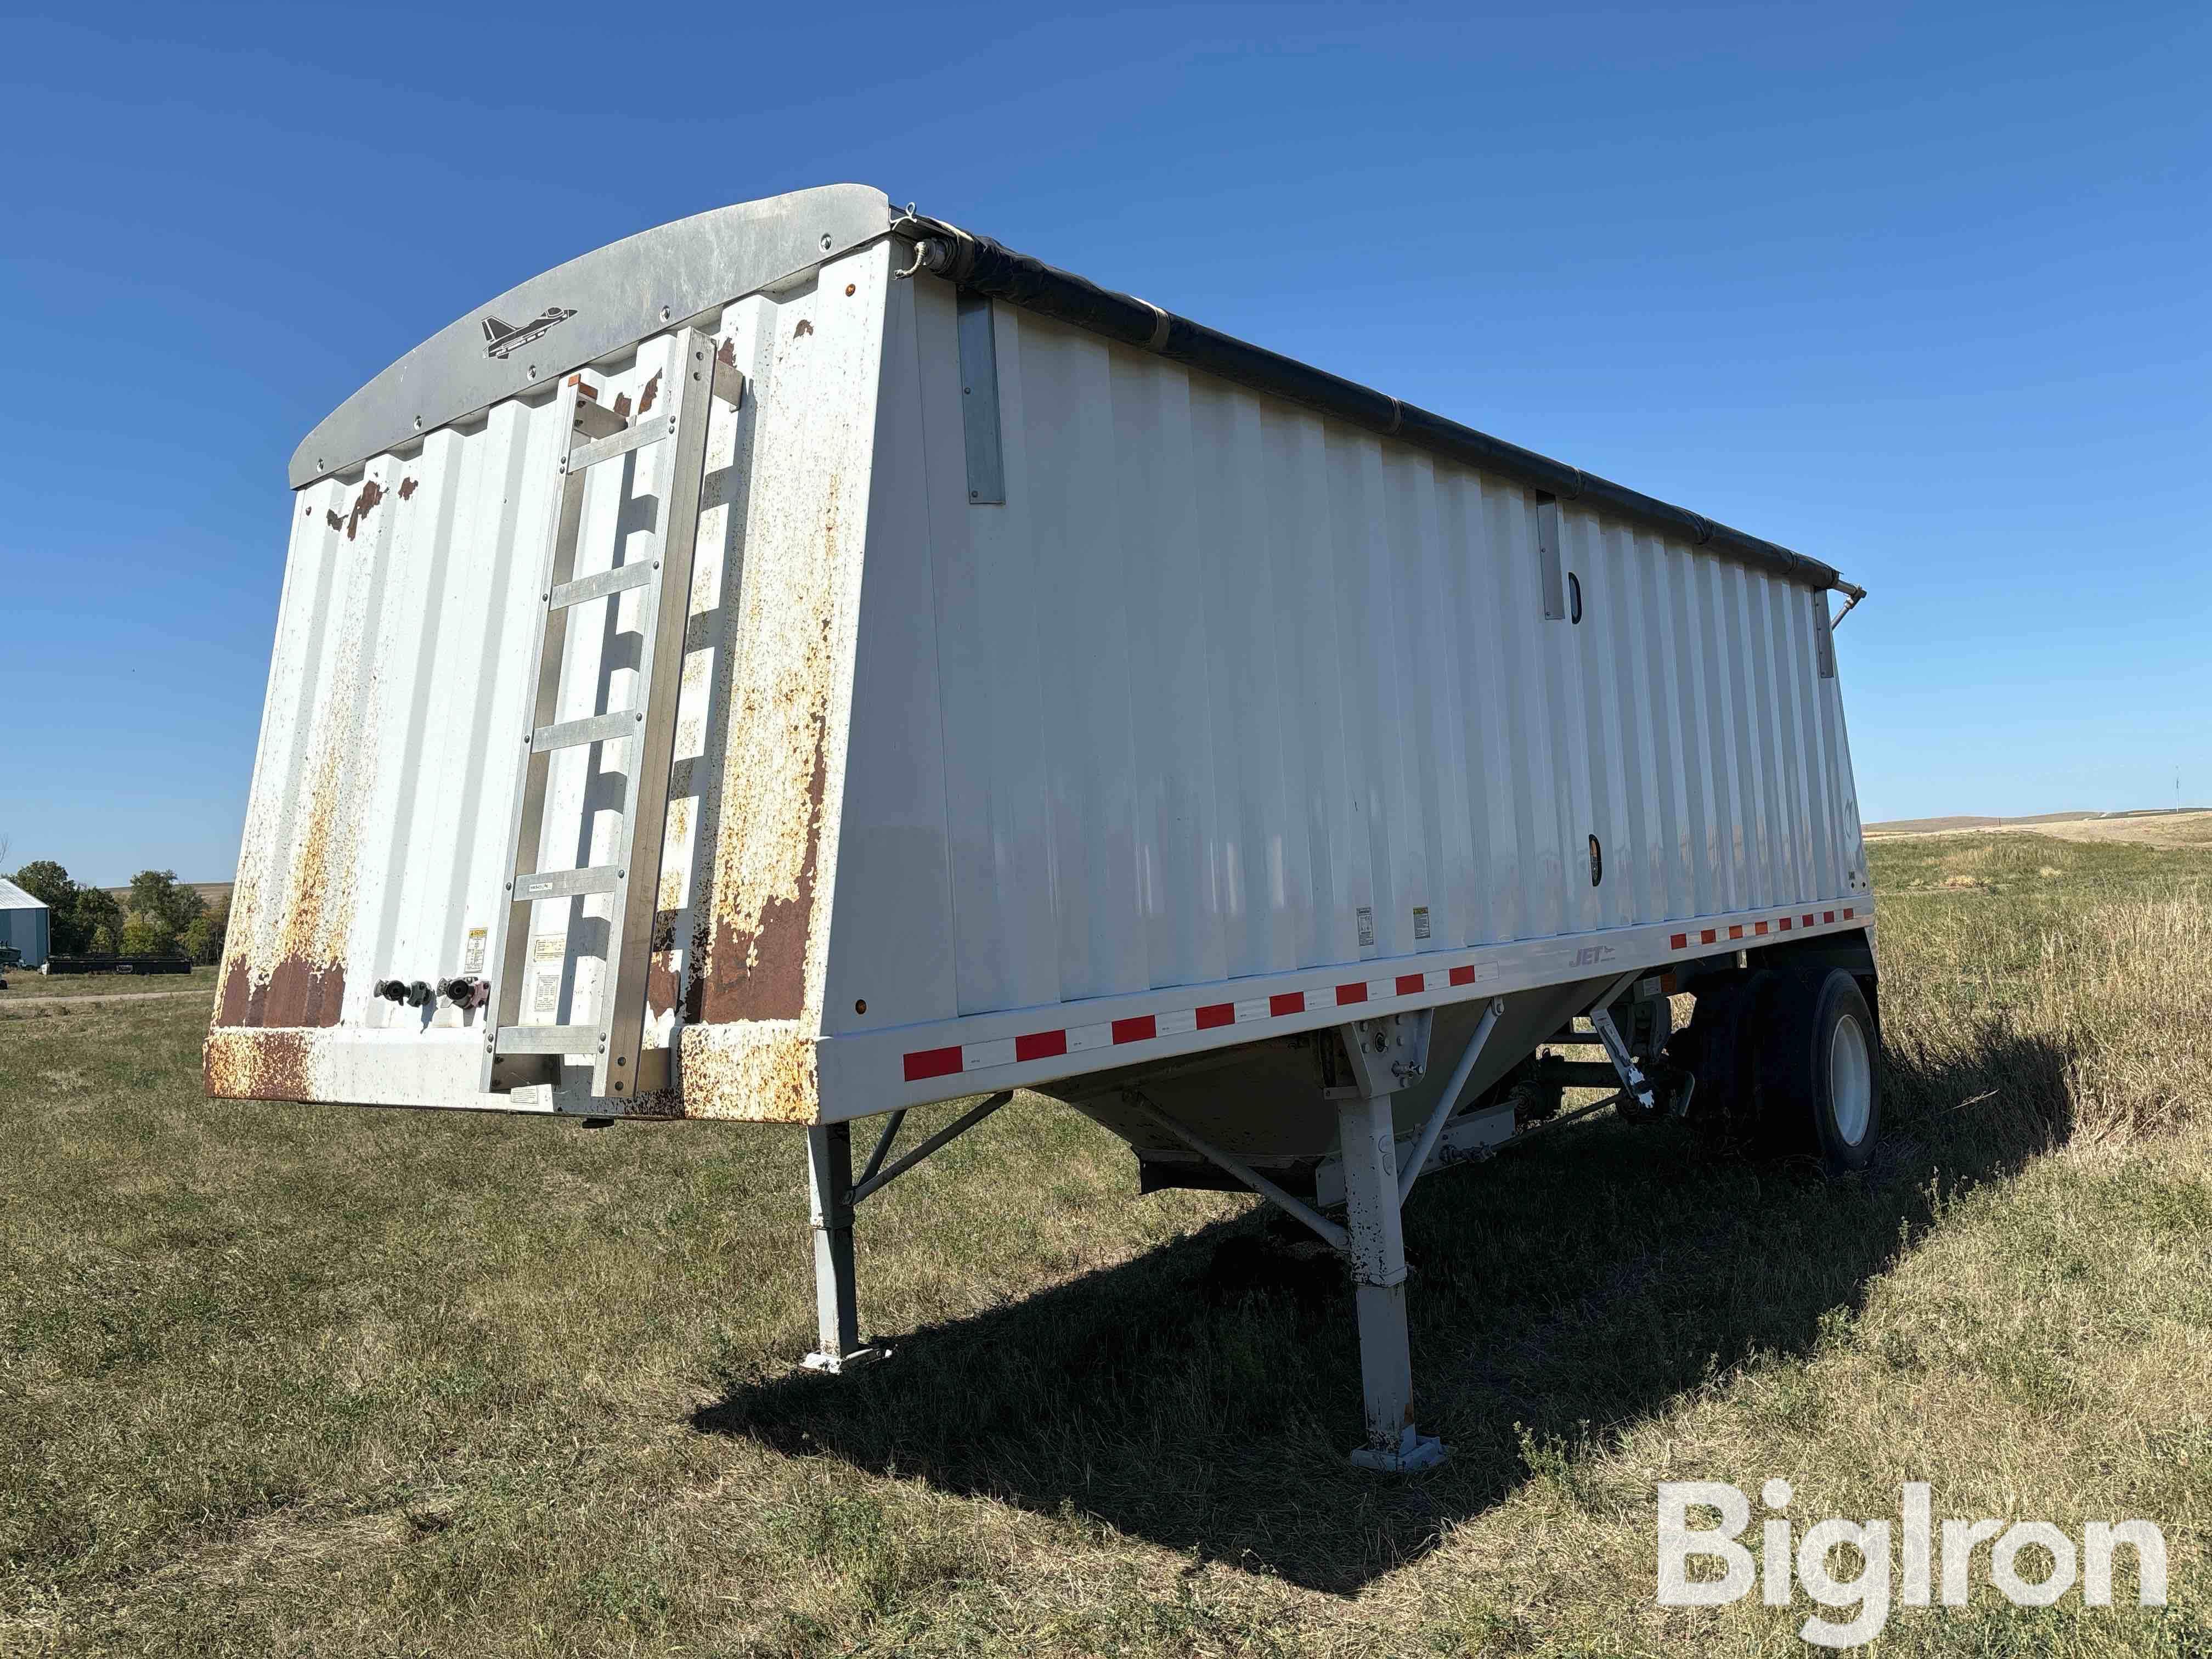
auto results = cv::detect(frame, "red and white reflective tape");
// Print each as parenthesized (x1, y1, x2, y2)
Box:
(901, 906, 1864, 1086)
(1668, 906, 1855, 953)
(902, 964, 1487, 1083)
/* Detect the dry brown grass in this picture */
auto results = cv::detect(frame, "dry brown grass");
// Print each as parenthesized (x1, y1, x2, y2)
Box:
(2023, 811, 2212, 850)
(4, 832, 2210, 1654)
(1867, 809, 2212, 848)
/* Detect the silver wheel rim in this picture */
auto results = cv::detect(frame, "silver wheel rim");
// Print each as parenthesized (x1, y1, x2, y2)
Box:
(1830, 1013, 1872, 1145)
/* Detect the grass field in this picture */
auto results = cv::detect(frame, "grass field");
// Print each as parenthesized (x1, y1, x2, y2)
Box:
(0, 966, 212, 1005)
(4, 829, 2210, 1655)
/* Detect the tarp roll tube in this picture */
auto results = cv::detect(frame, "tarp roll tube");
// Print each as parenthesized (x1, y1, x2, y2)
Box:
(902, 219, 1861, 601)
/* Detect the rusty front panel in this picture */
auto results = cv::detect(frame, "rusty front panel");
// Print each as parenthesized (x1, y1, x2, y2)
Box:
(693, 242, 890, 1041)
(202, 1028, 315, 1101)
(215, 468, 387, 1031)
(212, 339, 690, 1082)
(677, 1021, 818, 1122)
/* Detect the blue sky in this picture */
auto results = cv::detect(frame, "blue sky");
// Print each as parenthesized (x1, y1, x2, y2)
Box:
(2, 2, 2205, 884)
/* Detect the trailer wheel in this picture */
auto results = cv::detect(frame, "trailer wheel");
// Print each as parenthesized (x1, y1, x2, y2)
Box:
(1762, 969, 1880, 1176)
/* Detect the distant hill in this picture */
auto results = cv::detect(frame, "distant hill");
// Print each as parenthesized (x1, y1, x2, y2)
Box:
(1866, 809, 2208, 840)
(100, 881, 234, 907)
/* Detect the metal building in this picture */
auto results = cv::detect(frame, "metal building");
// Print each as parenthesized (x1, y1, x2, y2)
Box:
(0, 878, 52, 969)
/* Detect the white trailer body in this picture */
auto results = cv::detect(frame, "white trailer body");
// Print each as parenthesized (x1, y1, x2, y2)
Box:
(210, 184, 1877, 1467)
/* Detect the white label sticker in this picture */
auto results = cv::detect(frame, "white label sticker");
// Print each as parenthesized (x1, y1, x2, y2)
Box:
(1412, 906, 1431, 941)
(462, 927, 488, 974)
(1356, 906, 1375, 948)
(530, 933, 565, 1016)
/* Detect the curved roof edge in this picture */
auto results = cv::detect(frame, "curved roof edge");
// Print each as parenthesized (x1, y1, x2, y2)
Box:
(291, 184, 1857, 600)
(289, 183, 894, 489)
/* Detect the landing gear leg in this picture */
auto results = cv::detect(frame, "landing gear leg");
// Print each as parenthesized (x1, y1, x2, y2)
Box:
(1331, 1014, 1448, 1474)
(803, 1122, 884, 1373)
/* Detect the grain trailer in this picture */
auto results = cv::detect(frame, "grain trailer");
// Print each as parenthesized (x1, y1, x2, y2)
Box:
(208, 184, 1878, 1470)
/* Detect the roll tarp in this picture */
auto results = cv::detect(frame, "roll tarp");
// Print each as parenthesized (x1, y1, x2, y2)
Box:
(910, 221, 1852, 596)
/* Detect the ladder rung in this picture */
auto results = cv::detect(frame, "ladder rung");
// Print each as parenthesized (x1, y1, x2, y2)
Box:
(549, 561, 656, 611)
(496, 1025, 603, 1056)
(572, 398, 626, 439)
(532, 710, 642, 753)
(565, 416, 672, 475)
(511, 865, 620, 902)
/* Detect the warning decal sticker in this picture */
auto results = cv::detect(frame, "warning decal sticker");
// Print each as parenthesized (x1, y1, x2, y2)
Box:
(531, 933, 565, 1016)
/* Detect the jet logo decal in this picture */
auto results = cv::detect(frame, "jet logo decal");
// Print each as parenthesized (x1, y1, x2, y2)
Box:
(481, 306, 577, 359)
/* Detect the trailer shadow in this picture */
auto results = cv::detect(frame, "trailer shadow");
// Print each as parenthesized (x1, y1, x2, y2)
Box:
(693, 1028, 2074, 1594)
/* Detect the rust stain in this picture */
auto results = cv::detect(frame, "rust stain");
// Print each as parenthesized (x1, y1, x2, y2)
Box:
(697, 472, 840, 1027)
(636, 371, 662, 416)
(217, 960, 251, 1025)
(622, 1085, 687, 1120)
(212, 852, 268, 1029)
(704, 719, 824, 1023)
(611, 391, 632, 419)
(646, 919, 682, 1024)
(679, 1023, 818, 1122)
(203, 1028, 314, 1101)
(715, 337, 736, 367)
(252, 715, 359, 1028)
(340, 479, 384, 542)
(211, 570, 370, 1039)
(265, 959, 347, 1028)
(326, 509, 343, 532)
(792, 319, 814, 338)
(397, 476, 417, 501)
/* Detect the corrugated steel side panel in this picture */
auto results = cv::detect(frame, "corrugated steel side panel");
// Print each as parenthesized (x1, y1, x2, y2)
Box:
(821, 280, 1866, 1042)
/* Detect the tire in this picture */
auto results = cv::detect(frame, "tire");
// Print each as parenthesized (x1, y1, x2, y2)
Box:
(1759, 968, 1881, 1176)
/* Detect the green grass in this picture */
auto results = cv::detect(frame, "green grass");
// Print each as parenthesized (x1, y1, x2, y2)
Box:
(3, 833, 2210, 1655)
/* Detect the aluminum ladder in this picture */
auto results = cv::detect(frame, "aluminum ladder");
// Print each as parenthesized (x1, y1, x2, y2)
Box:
(480, 327, 743, 1102)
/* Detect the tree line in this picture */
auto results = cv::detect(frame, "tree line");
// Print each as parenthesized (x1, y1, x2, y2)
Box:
(5, 861, 230, 963)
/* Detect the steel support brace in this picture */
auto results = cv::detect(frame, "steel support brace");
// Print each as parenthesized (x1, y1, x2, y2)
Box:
(1123, 1092, 1348, 1250)
(803, 1123, 884, 1374)
(850, 1092, 1009, 1205)
(857, 1108, 906, 1187)
(1400, 998, 1505, 1203)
